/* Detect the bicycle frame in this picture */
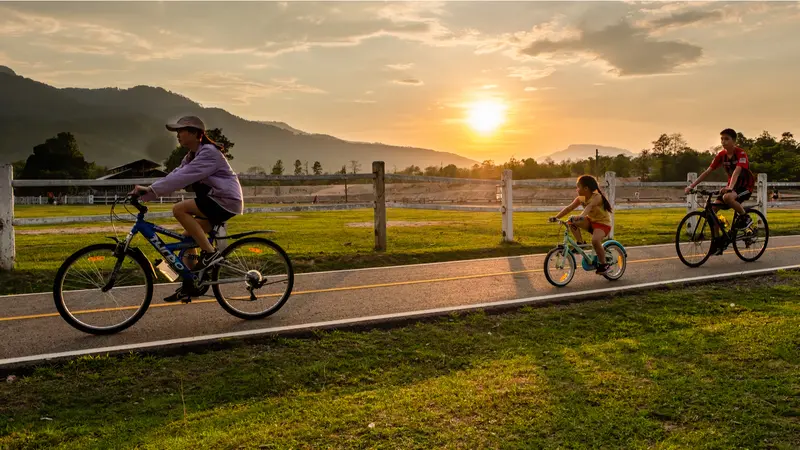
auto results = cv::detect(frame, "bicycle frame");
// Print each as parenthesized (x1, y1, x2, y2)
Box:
(694, 190, 747, 243)
(557, 222, 594, 261)
(112, 195, 275, 284)
(552, 218, 627, 268)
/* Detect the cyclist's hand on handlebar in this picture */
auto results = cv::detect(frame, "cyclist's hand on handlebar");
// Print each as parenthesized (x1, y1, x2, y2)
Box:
(684, 186, 693, 195)
(548, 216, 558, 223)
(129, 185, 150, 197)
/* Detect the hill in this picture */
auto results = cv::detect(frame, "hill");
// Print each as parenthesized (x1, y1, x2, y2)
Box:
(540, 144, 636, 163)
(0, 70, 478, 173)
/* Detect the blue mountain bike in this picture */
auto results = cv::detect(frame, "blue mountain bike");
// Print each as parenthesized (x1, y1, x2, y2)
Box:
(53, 193, 294, 335)
(544, 217, 628, 287)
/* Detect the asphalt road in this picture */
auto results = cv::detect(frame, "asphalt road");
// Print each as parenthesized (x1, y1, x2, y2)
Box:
(1, 235, 797, 367)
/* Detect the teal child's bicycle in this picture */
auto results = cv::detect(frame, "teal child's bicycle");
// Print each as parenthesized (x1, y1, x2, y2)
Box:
(543, 217, 628, 287)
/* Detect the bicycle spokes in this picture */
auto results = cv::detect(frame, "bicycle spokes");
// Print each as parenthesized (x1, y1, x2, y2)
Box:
(58, 247, 150, 331)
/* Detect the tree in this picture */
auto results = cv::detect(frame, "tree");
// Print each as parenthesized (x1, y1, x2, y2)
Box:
(294, 159, 303, 175)
(340, 165, 347, 175)
(246, 166, 266, 175)
(349, 160, 361, 174)
(20, 132, 91, 180)
(312, 161, 323, 175)
(163, 127, 235, 172)
(272, 160, 285, 175)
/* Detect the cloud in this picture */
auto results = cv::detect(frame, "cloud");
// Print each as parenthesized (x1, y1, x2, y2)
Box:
(519, 20, 703, 76)
(392, 78, 424, 86)
(507, 66, 556, 81)
(170, 72, 325, 105)
(648, 9, 723, 30)
(386, 63, 414, 70)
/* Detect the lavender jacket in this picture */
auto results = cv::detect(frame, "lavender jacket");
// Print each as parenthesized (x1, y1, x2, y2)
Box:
(141, 144, 244, 215)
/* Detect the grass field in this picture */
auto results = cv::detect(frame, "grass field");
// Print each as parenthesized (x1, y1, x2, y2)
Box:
(3, 204, 800, 295)
(1, 272, 798, 449)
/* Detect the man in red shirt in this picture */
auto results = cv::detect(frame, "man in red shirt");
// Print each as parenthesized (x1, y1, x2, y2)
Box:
(685, 128, 755, 250)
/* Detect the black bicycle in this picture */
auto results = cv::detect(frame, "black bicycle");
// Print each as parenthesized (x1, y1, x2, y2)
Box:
(675, 188, 768, 267)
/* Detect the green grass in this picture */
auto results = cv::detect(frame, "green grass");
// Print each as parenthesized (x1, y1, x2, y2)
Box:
(1, 272, 798, 449)
(4, 205, 800, 295)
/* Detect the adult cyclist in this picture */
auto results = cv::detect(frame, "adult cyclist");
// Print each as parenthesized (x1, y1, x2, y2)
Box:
(685, 128, 755, 254)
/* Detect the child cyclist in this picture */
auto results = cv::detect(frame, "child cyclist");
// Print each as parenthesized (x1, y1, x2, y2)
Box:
(549, 175, 614, 274)
(130, 115, 244, 303)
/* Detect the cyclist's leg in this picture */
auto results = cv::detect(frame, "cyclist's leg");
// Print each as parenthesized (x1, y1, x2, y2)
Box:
(182, 217, 213, 270)
(727, 189, 753, 228)
(173, 199, 215, 253)
(569, 217, 589, 245)
(591, 223, 611, 274)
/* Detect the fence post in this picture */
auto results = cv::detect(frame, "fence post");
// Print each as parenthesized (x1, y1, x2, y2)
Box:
(372, 161, 387, 252)
(604, 171, 616, 239)
(0, 164, 15, 271)
(757, 173, 768, 221)
(686, 172, 698, 232)
(501, 169, 513, 242)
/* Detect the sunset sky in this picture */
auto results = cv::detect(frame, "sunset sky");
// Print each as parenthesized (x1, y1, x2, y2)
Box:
(1, 1, 799, 163)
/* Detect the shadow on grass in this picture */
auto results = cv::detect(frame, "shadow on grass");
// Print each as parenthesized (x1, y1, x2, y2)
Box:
(1, 274, 798, 448)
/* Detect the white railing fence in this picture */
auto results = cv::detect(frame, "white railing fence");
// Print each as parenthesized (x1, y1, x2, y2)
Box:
(1, 162, 798, 271)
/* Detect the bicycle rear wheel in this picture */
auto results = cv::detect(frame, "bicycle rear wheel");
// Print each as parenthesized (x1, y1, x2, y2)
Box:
(53, 243, 154, 335)
(733, 208, 769, 262)
(210, 237, 294, 320)
(675, 211, 714, 268)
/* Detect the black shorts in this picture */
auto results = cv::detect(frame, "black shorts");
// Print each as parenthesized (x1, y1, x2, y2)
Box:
(716, 186, 752, 204)
(194, 195, 236, 225)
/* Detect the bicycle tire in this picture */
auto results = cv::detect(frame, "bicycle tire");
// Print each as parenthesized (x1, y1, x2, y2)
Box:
(602, 242, 627, 281)
(733, 208, 769, 262)
(53, 243, 154, 335)
(211, 236, 295, 320)
(675, 211, 714, 268)
(544, 247, 576, 287)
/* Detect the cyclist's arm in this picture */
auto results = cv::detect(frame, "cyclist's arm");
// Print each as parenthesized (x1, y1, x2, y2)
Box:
(141, 146, 220, 201)
(578, 193, 602, 218)
(554, 197, 582, 219)
(687, 166, 714, 190)
(725, 166, 742, 191)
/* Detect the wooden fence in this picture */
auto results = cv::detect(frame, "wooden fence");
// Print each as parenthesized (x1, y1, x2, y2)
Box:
(1, 162, 797, 271)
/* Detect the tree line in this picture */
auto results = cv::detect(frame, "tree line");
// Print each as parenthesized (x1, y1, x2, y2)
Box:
(396, 131, 799, 183)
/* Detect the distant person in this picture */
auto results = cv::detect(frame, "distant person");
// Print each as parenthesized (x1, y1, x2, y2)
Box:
(130, 115, 244, 303)
(685, 128, 755, 254)
(772, 189, 779, 201)
(549, 174, 614, 275)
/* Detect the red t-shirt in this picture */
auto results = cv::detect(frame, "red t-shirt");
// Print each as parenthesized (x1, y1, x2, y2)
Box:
(709, 147, 755, 191)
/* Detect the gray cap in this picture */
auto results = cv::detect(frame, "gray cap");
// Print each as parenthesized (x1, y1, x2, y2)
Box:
(165, 115, 206, 132)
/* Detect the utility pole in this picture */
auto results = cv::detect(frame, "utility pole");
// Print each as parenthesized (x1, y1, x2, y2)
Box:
(595, 148, 599, 175)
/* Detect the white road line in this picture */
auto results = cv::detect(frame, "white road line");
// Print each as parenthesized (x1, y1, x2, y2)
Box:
(2, 263, 798, 368)
(3, 234, 797, 299)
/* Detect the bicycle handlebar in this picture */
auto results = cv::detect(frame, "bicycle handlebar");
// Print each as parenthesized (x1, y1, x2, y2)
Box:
(126, 191, 148, 214)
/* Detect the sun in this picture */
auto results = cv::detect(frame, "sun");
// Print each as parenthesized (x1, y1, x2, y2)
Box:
(465, 99, 507, 134)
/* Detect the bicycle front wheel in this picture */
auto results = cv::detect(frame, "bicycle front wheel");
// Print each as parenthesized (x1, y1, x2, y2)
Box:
(675, 211, 713, 268)
(53, 243, 154, 335)
(733, 208, 769, 262)
(544, 247, 576, 287)
(211, 237, 294, 320)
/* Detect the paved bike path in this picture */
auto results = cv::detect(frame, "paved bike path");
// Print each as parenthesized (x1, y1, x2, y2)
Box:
(1, 235, 798, 367)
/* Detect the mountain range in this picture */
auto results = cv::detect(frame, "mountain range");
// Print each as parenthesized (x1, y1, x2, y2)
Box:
(539, 144, 636, 163)
(0, 66, 478, 173)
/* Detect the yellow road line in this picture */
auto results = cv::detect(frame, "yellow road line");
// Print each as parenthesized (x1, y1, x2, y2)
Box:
(3, 244, 796, 323)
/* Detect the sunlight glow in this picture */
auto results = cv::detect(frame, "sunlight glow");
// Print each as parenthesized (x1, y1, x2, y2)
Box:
(465, 99, 507, 134)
